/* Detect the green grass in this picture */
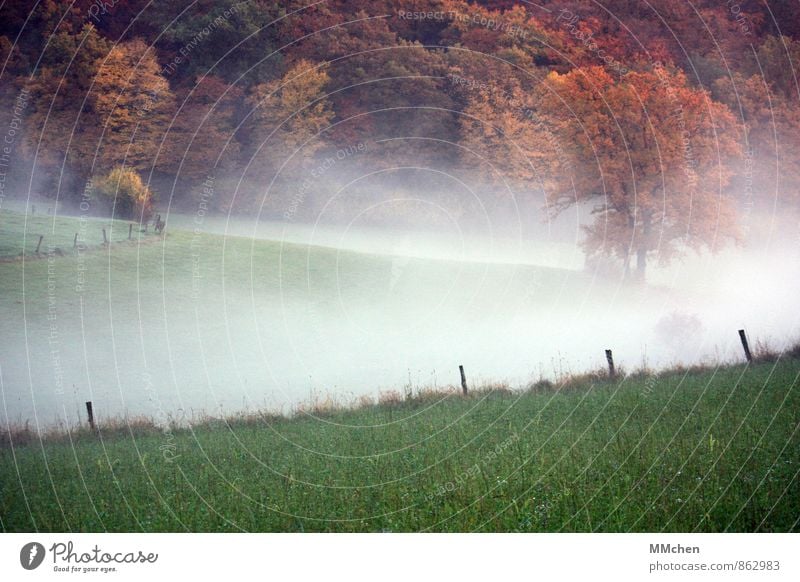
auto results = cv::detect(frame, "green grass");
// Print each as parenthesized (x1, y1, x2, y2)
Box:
(0, 208, 153, 257)
(1, 209, 797, 532)
(0, 208, 586, 325)
(1, 359, 798, 532)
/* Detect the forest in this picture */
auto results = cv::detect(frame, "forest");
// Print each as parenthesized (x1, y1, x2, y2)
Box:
(3, 0, 799, 278)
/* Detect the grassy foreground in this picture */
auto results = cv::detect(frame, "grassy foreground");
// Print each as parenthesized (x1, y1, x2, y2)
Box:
(2, 358, 798, 532)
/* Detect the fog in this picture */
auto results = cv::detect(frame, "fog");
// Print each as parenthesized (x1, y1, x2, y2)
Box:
(1, 195, 799, 429)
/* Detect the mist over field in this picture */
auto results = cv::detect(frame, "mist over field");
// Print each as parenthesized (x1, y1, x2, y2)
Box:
(1, 197, 798, 427)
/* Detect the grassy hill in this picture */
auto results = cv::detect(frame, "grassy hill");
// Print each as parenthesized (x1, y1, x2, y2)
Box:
(0, 208, 585, 317)
(0, 208, 602, 425)
(1, 357, 798, 532)
(0, 208, 151, 258)
(2, 208, 797, 532)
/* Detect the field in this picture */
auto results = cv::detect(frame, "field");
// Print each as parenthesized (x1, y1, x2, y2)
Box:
(1, 357, 799, 532)
(1, 208, 798, 533)
(0, 207, 156, 258)
(0, 208, 583, 318)
(0, 208, 611, 425)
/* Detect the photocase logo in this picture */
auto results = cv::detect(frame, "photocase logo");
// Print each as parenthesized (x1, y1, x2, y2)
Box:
(20, 542, 46, 570)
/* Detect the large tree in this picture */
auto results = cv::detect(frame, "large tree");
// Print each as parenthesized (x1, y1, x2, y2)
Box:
(234, 59, 334, 213)
(156, 75, 242, 183)
(246, 59, 334, 173)
(21, 23, 111, 198)
(714, 72, 800, 210)
(91, 39, 174, 173)
(539, 65, 743, 280)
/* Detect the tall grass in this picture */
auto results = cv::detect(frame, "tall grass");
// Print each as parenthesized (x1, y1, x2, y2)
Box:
(1, 358, 798, 532)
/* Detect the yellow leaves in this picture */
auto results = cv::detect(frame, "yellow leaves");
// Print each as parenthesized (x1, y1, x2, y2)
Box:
(545, 70, 562, 84)
(89, 39, 174, 172)
(251, 59, 331, 120)
(93, 40, 169, 118)
(94, 166, 155, 220)
(249, 59, 333, 157)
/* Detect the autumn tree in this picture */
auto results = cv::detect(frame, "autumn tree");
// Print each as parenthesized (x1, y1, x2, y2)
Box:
(156, 76, 242, 185)
(457, 73, 562, 219)
(714, 72, 800, 209)
(91, 39, 174, 173)
(247, 59, 333, 171)
(24, 32, 172, 201)
(93, 166, 155, 220)
(21, 23, 111, 198)
(237, 59, 334, 212)
(540, 65, 742, 280)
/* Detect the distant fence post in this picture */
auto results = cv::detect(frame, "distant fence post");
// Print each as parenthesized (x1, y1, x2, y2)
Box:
(605, 349, 616, 378)
(35, 235, 43, 254)
(73, 233, 78, 248)
(102, 228, 108, 245)
(85, 401, 96, 431)
(459, 365, 468, 395)
(738, 329, 753, 363)
(128, 223, 133, 240)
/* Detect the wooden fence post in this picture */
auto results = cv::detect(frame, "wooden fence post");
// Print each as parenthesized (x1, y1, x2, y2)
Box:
(85, 401, 96, 431)
(738, 329, 753, 363)
(128, 223, 133, 240)
(102, 228, 108, 245)
(459, 365, 468, 395)
(35, 235, 43, 254)
(605, 349, 616, 378)
(73, 233, 78, 248)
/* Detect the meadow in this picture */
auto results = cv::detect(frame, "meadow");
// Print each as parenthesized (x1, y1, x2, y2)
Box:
(1, 357, 798, 532)
(1, 208, 798, 532)
(0, 206, 153, 258)
(0, 208, 607, 424)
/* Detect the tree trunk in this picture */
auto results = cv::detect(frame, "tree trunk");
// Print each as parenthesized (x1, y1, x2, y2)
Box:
(623, 209, 635, 280)
(636, 247, 647, 280)
(635, 211, 652, 281)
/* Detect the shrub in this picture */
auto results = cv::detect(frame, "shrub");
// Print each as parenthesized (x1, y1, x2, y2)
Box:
(94, 166, 155, 221)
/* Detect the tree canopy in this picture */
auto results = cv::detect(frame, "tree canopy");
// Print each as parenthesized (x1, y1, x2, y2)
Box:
(2, 0, 798, 278)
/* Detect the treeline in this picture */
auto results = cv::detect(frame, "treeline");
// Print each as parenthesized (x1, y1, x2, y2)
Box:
(1, 0, 799, 275)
